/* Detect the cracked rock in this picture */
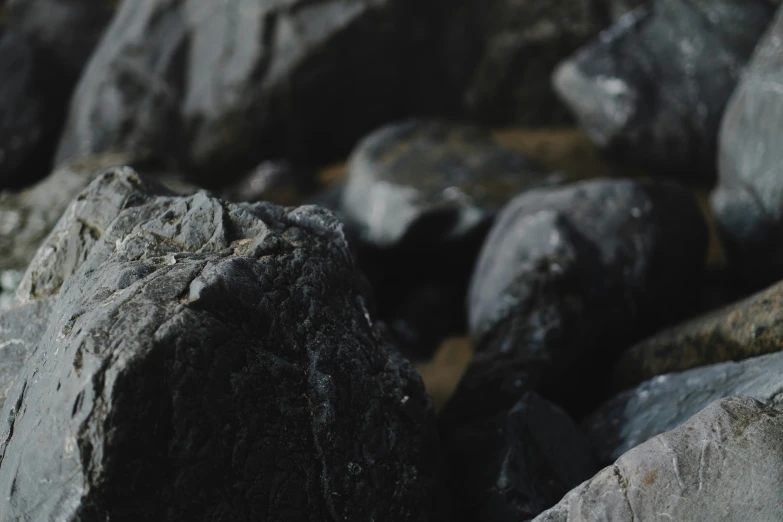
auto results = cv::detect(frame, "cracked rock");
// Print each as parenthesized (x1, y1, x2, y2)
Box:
(553, 0, 776, 181)
(56, 0, 450, 183)
(588, 350, 783, 463)
(534, 397, 783, 521)
(0, 167, 437, 521)
(469, 178, 708, 412)
(612, 278, 783, 390)
(712, 6, 783, 291)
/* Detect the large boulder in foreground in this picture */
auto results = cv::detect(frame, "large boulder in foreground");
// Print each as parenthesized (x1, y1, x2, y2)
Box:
(468, 178, 708, 411)
(534, 397, 783, 521)
(553, 0, 776, 182)
(588, 350, 783, 463)
(712, 6, 783, 291)
(0, 168, 437, 521)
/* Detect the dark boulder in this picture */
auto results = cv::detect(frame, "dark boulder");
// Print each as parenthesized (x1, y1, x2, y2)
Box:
(469, 178, 708, 412)
(55, 0, 452, 183)
(534, 397, 783, 521)
(553, 0, 776, 182)
(0, 167, 438, 521)
(612, 278, 783, 390)
(588, 350, 783, 463)
(0, 30, 69, 189)
(712, 6, 783, 291)
(440, 353, 596, 521)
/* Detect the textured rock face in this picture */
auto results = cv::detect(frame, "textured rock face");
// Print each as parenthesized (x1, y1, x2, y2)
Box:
(440, 353, 596, 521)
(588, 350, 783, 463)
(468, 178, 708, 408)
(534, 397, 783, 521)
(0, 168, 437, 521)
(443, 0, 645, 125)
(553, 0, 776, 181)
(55, 0, 450, 180)
(712, 7, 783, 291)
(0, 30, 67, 189)
(6, 0, 116, 79)
(612, 279, 783, 390)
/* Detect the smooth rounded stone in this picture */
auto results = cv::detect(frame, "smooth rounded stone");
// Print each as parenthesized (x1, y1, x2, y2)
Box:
(533, 397, 783, 522)
(6, 0, 116, 79)
(553, 0, 776, 182)
(712, 7, 783, 291)
(0, 168, 438, 520)
(341, 119, 557, 249)
(612, 279, 783, 390)
(440, 354, 596, 522)
(443, 0, 645, 126)
(221, 160, 317, 206)
(55, 0, 451, 182)
(469, 178, 708, 411)
(587, 350, 783, 464)
(0, 30, 68, 189)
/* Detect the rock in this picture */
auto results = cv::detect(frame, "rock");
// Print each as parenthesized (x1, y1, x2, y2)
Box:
(0, 167, 438, 520)
(587, 350, 783, 463)
(612, 279, 783, 390)
(221, 159, 317, 207)
(6, 0, 116, 80)
(440, 355, 596, 521)
(443, 0, 645, 126)
(0, 270, 23, 311)
(0, 29, 69, 189)
(712, 6, 783, 291)
(534, 397, 783, 521)
(56, 0, 452, 182)
(341, 120, 560, 358)
(469, 178, 708, 412)
(553, 0, 776, 182)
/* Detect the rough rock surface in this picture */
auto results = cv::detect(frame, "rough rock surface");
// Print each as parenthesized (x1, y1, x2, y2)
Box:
(553, 0, 776, 181)
(56, 0, 451, 180)
(534, 397, 783, 521)
(445, 0, 645, 125)
(6, 0, 116, 79)
(442, 388, 597, 522)
(0, 29, 68, 189)
(712, 6, 783, 291)
(588, 350, 783, 463)
(613, 279, 783, 390)
(468, 178, 708, 410)
(0, 167, 437, 520)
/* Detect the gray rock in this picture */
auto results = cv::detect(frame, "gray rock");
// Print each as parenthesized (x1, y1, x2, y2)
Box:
(0, 270, 24, 311)
(6, 0, 116, 79)
(588, 350, 783, 463)
(712, 6, 783, 291)
(0, 30, 67, 189)
(444, 0, 645, 126)
(469, 178, 708, 412)
(553, 0, 776, 181)
(0, 167, 437, 520)
(56, 0, 450, 181)
(534, 397, 783, 522)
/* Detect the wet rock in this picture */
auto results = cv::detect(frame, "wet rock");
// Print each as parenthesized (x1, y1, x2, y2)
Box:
(221, 160, 317, 207)
(534, 397, 783, 521)
(712, 7, 783, 291)
(445, 0, 645, 126)
(0, 30, 69, 189)
(56, 0, 451, 182)
(0, 167, 438, 520)
(6, 0, 116, 79)
(588, 350, 783, 463)
(553, 0, 776, 182)
(469, 178, 708, 412)
(440, 354, 596, 521)
(342, 120, 560, 358)
(613, 279, 783, 390)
